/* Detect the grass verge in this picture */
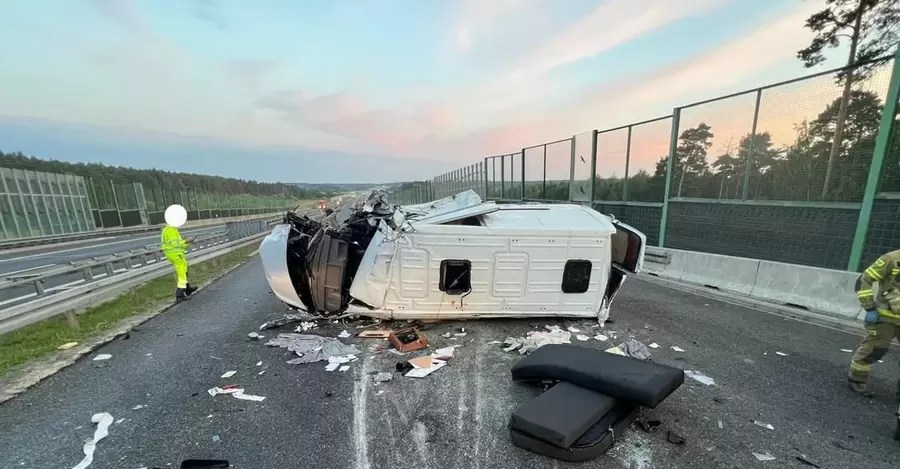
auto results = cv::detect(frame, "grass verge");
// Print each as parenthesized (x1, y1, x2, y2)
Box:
(0, 243, 260, 376)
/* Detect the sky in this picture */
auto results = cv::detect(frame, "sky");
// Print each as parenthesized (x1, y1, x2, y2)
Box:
(0, 0, 873, 183)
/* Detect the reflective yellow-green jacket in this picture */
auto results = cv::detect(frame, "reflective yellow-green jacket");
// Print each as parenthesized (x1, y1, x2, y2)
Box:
(856, 249, 900, 320)
(160, 225, 187, 257)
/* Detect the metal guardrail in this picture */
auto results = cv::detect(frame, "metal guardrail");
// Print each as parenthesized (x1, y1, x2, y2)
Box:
(0, 218, 281, 335)
(0, 212, 286, 251)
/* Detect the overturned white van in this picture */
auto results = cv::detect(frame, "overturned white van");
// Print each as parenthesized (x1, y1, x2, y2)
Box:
(259, 190, 646, 321)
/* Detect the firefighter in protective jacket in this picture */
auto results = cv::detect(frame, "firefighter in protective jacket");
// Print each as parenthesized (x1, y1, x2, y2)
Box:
(162, 204, 197, 302)
(848, 249, 900, 398)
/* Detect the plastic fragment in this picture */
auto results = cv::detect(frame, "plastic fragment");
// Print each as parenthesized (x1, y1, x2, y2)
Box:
(131, 405, 144, 411)
(752, 420, 775, 430)
(325, 363, 340, 372)
(775, 352, 788, 356)
(752, 452, 775, 461)
(685, 370, 715, 386)
(649, 342, 659, 349)
(256, 361, 262, 367)
(671, 346, 685, 352)
(232, 390, 265, 401)
(220, 371, 236, 379)
(575, 334, 589, 342)
(566, 326, 581, 333)
(339, 365, 350, 372)
(93, 354, 112, 361)
(373, 372, 394, 383)
(840, 349, 853, 353)
(338, 330, 351, 338)
(247, 332, 264, 340)
(58, 342, 79, 350)
(594, 334, 609, 342)
(212, 435, 221, 442)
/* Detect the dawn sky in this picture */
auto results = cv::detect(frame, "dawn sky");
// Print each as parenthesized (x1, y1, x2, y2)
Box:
(0, 0, 859, 183)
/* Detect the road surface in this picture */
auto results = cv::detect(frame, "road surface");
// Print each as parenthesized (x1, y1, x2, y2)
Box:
(0, 256, 898, 469)
(0, 226, 225, 306)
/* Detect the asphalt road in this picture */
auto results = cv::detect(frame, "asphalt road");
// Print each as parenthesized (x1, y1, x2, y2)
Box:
(0, 256, 898, 469)
(0, 226, 225, 305)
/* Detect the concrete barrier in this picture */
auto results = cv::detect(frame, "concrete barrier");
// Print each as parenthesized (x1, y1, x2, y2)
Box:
(640, 246, 865, 322)
(749, 261, 863, 320)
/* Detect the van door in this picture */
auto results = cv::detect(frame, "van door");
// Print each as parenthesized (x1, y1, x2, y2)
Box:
(609, 220, 646, 274)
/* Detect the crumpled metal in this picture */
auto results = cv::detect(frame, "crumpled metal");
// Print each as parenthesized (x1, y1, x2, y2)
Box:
(265, 333, 361, 365)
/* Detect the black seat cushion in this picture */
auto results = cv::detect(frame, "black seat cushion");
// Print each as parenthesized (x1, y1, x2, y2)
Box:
(510, 401, 639, 462)
(510, 344, 684, 408)
(509, 382, 616, 449)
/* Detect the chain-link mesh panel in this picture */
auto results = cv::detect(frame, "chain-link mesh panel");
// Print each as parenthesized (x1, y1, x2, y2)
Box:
(595, 128, 628, 202)
(545, 139, 572, 201)
(757, 57, 893, 202)
(627, 117, 671, 202)
(674, 93, 756, 199)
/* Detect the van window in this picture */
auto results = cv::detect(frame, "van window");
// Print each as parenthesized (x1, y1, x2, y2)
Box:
(562, 260, 592, 293)
(440, 259, 472, 295)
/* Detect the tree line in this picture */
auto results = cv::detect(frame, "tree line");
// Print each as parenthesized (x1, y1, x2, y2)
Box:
(0, 151, 334, 199)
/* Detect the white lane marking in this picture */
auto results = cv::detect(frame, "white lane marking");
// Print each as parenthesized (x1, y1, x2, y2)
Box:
(0, 227, 218, 264)
(1, 263, 57, 277)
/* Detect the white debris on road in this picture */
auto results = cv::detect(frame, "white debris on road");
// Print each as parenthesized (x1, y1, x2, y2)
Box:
(220, 371, 237, 379)
(671, 346, 685, 352)
(684, 370, 715, 386)
(92, 354, 112, 361)
(69, 412, 113, 469)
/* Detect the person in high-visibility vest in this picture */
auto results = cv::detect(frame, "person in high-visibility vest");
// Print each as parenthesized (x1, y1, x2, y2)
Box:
(162, 204, 197, 302)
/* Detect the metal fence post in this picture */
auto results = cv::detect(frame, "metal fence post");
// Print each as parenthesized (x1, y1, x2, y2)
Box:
(742, 89, 763, 200)
(520, 149, 526, 200)
(659, 108, 681, 247)
(589, 129, 598, 206)
(623, 126, 632, 202)
(847, 46, 900, 271)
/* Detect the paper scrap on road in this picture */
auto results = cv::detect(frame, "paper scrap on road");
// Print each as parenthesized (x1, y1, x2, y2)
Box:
(247, 332, 264, 340)
(775, 352, 788, 356)
(325, 363, 340, 371)
(671, 346, 685, 352)
(131, 405, 144, 411)
(685, 370, 716, 386)
(93, 354, 112, 361)
(207, 387, 241, 397)
(58, 342, 79, 350)
(405, 359, 447, 378)
(752, 420, 775, 430)
(594, 334, 609, 342)
(752, 452, 776, 461)
(502, 328, 571, 355)
(840, 349, 853, 353)
(566, 326, 581, 333)
(220, 371, 237, 379)
(649, 342, 659, 349)
(432, 346, 460, 360)
(339, 365, 350, 372)
(70, 412, 113, 469)
(255, 361, 262, 367)
(575, 334, 589, 342)
(338, 330, 351, 338)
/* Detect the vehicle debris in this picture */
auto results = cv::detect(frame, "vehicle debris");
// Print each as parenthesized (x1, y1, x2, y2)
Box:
(405, 358, 447, 378)
(358, 330, 393, 338)
(752, 451, 776, 461)
(373, 372, 394, 383)
(265, 333, 361, 365)
(337, 330, 351, 338)
(671, 346, 685, 352)
(93, 354, 112, 361)
(752, 420, 775, 430)
(594, 334, 609, 342)
(220, 371, 236, 379)
(256, 361, 262, 367)
(131, 405, 144, 411)
(247, 332, 264, 340)
(69, 412, 113, 469)
(607, 339, 652, 360)
(502, 327, 571, 354)
(388, 328, 428, 353)
(207, 387, 265, 401)
(648, 342, 659, 348)
(567, 326, 582, 333)
(575, 334, 589, 341)
(258, 313, 316, 331)
(684, 370, 716, 386)
(775, 351, 788, 356)
(232, 390, 266, 401)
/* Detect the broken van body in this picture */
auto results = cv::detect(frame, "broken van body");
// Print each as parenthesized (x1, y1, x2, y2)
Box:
(259, 190, 646, 321)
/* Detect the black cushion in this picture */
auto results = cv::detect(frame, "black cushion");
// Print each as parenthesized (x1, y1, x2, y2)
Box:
(510, 401, 639, 462)
(510, 344, 684, 408)
(509, 382, 616, 449)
